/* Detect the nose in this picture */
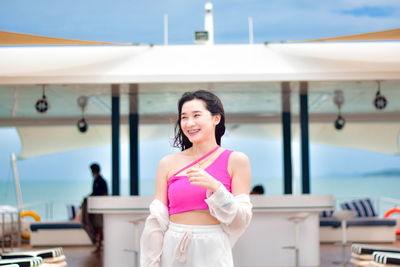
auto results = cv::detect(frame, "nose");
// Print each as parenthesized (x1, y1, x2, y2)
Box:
(186, 117, 195, 127)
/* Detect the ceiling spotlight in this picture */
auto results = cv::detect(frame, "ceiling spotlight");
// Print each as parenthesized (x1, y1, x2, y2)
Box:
(77, 95, 89, 133)
(35, 85, 50, 113)
(77, 118, 88, 133)
(333, 90, 345, 131)
(373, 81, 387, 110)
(334, 115, 346, 130)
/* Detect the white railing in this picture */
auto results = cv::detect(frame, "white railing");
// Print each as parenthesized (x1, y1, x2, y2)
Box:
(21, 199, 80, 220)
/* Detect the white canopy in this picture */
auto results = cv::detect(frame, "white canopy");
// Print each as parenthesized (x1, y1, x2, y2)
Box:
(1, 42, 400, 84)
(1, 42, 399, 157)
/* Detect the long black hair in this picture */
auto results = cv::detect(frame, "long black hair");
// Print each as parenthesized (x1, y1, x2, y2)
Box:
(173, 90, 225, 151)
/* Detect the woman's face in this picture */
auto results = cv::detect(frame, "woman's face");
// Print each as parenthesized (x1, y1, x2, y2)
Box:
(180, 99, 220, 144)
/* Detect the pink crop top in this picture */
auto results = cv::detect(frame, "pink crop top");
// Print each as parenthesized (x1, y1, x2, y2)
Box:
(167, 148, 233, 215)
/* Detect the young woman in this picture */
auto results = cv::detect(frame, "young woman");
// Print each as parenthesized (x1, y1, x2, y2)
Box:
(140, 90, 252, 267)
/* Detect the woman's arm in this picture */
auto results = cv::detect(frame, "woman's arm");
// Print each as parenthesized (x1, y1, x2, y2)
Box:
(204, 151, 253, 246)
(140, 156, 170, 267)
(230, 151, 251, 196)
(154, 156, 170, 205)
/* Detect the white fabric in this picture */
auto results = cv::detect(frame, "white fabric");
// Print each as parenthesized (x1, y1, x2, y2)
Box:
(140, 188, 252, 267)
(140, 199, 170, 267)
(161, 222, 233, 267)
(2, 43, 400, 85)
(205, 182, 253, 246)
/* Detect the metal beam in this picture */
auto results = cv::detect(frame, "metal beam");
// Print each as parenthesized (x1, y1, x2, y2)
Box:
(3, 111, 400, 127)
(111, 84, 120, 196)
(129, 84, 139, 196)
(300, 81, 310, 194)
(281, 82, 292, 194)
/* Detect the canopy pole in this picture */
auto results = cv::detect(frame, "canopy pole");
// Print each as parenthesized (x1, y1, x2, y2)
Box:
(164, 14, 168, 46)
(281, 82, 293, 194)
(129, 84, 139, 195)
(248, 17, 254, 44)
(300, 81, 310, 194)
(111, 84, 120, 196)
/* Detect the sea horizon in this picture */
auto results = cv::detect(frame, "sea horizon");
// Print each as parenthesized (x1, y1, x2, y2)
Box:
(1, 175, 399, 220)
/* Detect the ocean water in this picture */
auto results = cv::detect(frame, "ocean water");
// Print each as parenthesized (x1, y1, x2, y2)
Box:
(1, 176, 399, 220)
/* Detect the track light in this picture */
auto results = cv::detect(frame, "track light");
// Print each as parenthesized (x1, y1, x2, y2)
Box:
(35, 85, 50, 113)
(334, 115, 345, 130)
(373, 81, 387, 110)
(77, 118, 88, 133)
(333, 90, 345, 130)
(77, 95, 88, 133)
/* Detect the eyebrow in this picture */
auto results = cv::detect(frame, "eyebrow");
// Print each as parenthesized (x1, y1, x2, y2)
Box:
(181, 110, 203, 115)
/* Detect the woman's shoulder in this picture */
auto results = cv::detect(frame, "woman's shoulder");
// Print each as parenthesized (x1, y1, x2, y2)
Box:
(228, 150, 250, 164)
(158, 150, 187, 167)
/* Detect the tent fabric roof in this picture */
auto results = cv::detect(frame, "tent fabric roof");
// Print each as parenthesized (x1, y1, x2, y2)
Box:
(1, 42, 400, 84)
(0, 30, 126, 45)
(1, 32, 399, 157)
(305, 28, 400, 42)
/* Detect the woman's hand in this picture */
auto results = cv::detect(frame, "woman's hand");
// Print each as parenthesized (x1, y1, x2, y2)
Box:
(187, 167, 221, 192)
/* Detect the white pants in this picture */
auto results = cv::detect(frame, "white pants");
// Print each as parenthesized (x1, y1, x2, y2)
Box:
(161, 222, 233, 267)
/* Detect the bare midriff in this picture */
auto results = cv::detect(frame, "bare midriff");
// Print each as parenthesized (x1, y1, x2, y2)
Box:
(170, 210, 220, 225)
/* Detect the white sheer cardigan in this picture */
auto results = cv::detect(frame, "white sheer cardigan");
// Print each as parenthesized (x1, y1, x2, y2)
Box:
(140, 183, 253, 267)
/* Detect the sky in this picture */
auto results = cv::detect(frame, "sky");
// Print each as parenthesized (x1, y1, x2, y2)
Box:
(1, 0, 400, 45)
(0, 1, 400, 192)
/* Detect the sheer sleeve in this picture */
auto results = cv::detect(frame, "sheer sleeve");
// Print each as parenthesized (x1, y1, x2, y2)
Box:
(205, 183, 253, 247)
(140, 199, 169, 267)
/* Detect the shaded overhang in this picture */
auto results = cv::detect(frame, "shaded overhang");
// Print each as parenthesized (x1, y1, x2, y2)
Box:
(1, 42, 400, 84)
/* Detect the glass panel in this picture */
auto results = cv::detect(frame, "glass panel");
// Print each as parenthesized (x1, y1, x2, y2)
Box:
(307, 80, 400, 216)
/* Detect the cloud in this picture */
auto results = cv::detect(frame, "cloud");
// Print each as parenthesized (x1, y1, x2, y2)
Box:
(340, 6, 396, 17)
(0, 0, 399, 44)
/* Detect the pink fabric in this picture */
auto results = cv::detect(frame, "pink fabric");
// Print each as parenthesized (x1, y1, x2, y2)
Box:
(168, 149, 233, 215)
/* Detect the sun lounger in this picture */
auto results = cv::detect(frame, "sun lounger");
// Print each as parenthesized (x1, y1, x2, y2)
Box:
(0, 256, 43, 267)
(0, 247, 65, 263)
(350, 243, 400, 266)
(29, 221, 92, 246)
(0, 247, 67, 267)
(320, 217, 397, 243)
(371, 251, 400, 266)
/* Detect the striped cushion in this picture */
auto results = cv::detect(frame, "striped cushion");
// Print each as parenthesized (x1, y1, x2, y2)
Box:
(67, 205, 80, 220)
(320, 210, 334, 218)
(373, 252, 400, 265)
(340, 198, 377, 217)
(1, 247, 64, 260)
(352, 244, 400, 256)
(0, 257, 43, 267)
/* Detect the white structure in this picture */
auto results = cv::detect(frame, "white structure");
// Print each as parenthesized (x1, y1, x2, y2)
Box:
(88, 195, 334, 267)
(204, 2, 214, 45)
(1, 43, 399, 84)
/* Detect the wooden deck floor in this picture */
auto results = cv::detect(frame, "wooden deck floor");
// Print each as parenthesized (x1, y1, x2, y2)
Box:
(4, 240, 400, 267)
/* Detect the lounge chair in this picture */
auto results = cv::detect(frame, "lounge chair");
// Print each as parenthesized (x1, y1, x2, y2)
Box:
(320, 198, 397, 243)
(371, 251, 400, 266)
(0, 256, 43, 267)
(350, 243, 400, 266)
(29, 221, 92, 246)
(0, 247, 67, 267)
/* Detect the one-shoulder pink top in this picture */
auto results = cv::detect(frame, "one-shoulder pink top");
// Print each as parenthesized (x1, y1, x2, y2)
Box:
(167, 148, 233, 215)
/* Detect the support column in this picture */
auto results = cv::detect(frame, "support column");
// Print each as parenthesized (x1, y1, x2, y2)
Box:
(111, 84, 120, 196)
(129, 84, 139, 195)
(281, 82, 293, 194)
(300, 82, 310, 194)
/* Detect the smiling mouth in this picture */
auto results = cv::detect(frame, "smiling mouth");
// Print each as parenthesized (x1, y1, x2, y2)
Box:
(188, 129, 200, 135)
